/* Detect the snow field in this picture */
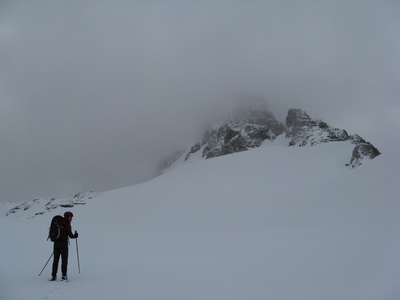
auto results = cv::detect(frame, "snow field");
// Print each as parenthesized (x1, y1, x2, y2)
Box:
(1, 141, 399, 299)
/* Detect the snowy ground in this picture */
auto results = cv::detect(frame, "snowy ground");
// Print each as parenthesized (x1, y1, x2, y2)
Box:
(1, 141, 399, 299)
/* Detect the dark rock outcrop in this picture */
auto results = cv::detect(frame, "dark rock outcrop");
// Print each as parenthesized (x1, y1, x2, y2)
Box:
(285, 108, 381, 166)
(163, 105, 381, 169)
(349, 143, 381, 168)
(185, 143, 201, 161)
(286, 109, 348, 146)
(197, 105, 284, 160)
(286, 109, 316, 128)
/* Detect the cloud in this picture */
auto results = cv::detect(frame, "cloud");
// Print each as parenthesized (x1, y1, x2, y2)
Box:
(1, 1, 399, 202)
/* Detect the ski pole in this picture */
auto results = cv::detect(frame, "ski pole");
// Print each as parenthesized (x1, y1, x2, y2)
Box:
(76, 237, 81, 273)
(38, 252, 53, 276)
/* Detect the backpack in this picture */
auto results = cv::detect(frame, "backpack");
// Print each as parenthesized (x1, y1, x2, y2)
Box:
(48, 215, 67, 242)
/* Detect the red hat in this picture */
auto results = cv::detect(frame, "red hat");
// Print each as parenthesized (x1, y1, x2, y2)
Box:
(64, 211, 74, 218)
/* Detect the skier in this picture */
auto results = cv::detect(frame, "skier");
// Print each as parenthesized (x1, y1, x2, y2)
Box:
(50, 211, 78, 281)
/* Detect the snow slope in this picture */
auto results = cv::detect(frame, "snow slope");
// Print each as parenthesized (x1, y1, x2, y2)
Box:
(1, 141, 399, 300)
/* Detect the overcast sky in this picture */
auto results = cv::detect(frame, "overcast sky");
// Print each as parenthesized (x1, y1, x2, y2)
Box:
(1, 1, 399, 203)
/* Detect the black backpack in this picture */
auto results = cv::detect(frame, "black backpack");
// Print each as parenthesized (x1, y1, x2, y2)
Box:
(48, 215, 67, 242)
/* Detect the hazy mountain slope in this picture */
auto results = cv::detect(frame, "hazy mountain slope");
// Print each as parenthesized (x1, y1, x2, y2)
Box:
(164, 107, 381, 173)
(1, 141, 399, 300)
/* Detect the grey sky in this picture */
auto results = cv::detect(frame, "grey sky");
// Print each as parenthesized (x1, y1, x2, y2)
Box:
(1, 1, 399, 203)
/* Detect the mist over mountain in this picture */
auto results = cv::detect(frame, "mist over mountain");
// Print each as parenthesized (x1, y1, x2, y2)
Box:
(1, 3, 397, 296)
(160, 100, 381, 173)
(1, 1, 398, 204)
(3, 102, 382, 219)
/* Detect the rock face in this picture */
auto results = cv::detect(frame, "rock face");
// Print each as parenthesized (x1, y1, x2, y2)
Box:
(165, 106, 381, 169)
(186, 104, 284, 160)
(349, 144, 381, 168)
(286, 109, 349, 146)
(286, 108, 381, 167)
(286, 109, 317, 128)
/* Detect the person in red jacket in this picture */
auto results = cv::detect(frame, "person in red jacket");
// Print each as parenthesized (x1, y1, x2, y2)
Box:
(50, 211, 78, 281)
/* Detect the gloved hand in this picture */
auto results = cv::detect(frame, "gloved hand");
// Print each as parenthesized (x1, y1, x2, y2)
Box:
(74, 231, 78, 238)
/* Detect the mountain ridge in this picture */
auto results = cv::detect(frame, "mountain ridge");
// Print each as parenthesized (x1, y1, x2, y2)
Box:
(165, 106, 380, 170)
(2, 106, 381, 217)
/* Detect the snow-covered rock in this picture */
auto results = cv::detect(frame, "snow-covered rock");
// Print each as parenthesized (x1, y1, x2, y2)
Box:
(4, 191, 102, 219)
(186, 104, 284, 160)
(286, 108, 381, 167)
(349, 143, 382, 168)
(286, 109, 349, 146)
(170, 106, 381, 169)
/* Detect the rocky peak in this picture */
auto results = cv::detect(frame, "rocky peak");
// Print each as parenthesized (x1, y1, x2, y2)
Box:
(190, 103, 285, 160)
(286, 109, 316, 128)
(284, 108, 381, 167)
(349, 144, 381, 168)
(162, 106, 381, 170)
(286, 108, 349, 146)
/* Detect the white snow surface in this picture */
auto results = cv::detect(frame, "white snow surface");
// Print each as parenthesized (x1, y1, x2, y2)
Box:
(1, 142, 399, 300)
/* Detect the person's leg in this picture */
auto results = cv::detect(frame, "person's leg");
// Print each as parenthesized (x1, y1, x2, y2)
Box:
(51, 243, 61, 278)
(61, 244, 69, 277)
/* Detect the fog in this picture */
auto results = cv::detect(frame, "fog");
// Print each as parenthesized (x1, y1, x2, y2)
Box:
(1, 1, 399, 203)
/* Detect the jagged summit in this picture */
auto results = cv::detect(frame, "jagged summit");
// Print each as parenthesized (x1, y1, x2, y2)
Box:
(286, 108, 317, 128)
(4, 107, 381, 219)
(163, 107, 381, 170)
(285, 108, 381, 167)
(200, 106, 285, 160)
(286, 108, 350, 146)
